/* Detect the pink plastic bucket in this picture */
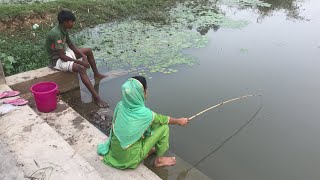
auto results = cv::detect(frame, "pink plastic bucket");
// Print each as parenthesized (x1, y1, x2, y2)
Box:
(30, 82, 59, 113)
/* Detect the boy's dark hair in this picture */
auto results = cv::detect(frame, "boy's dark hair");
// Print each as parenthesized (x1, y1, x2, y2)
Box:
(132, 76, 147, 90)
(57, 10, 76, 24)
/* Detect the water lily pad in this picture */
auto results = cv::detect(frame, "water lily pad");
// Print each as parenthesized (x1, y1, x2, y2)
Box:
(72, 0, 265, 76)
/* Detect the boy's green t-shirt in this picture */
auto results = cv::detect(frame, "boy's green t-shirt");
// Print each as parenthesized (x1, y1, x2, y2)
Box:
(45, 25, 72, 67)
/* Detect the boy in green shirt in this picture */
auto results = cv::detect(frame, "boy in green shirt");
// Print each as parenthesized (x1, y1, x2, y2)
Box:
(46, 10, 108, 107)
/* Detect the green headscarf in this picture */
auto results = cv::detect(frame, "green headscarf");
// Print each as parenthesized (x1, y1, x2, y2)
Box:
(98, 78, 153, 155)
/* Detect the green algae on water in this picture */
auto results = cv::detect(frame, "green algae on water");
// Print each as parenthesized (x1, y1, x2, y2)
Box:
(74, 21, 208, 75)
(169, 2, 249, 30)
(73, 0, 271, 76)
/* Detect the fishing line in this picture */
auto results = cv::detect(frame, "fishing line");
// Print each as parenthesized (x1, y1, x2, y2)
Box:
(185, 94, 263, 173)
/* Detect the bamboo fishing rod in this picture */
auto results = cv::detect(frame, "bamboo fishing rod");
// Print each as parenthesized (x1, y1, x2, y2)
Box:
(189, 94, 262, 120)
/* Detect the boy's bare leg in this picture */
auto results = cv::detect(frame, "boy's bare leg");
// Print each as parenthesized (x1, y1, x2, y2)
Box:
(72, 63, 108, 108)
(77, 48, 108, 79)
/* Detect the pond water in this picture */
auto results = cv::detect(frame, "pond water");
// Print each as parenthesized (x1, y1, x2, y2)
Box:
(65, 0, 320, 179)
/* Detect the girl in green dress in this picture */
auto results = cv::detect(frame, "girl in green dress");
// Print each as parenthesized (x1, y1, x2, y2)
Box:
(98, 76, 189, 169)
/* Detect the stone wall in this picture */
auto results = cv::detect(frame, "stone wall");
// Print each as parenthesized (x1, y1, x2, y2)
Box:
(0, 62, 5, 85)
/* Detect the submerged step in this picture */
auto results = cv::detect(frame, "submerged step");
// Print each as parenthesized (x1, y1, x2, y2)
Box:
(145, 151, 212, 180)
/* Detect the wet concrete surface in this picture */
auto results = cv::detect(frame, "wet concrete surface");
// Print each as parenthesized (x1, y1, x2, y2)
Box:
(62, 88, 113, 135)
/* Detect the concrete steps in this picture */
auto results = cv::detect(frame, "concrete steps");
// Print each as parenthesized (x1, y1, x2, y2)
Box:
(2, 67, 211, 180)
(33, 100, 160, 180)
(0, 84, 103, 179)
(1, 68, 161, 179)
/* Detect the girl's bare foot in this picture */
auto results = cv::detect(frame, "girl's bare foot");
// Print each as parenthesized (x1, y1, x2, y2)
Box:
(154, 157, 176, 167)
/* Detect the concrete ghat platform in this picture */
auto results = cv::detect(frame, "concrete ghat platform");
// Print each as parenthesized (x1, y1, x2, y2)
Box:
(34, 101, 160, 180)
(2, 67, 211, 180)
(33, 100, 210, 180)
(6, 67, 79, 95)
(0, 84, 103, 179)
(1, 68, 161, 180)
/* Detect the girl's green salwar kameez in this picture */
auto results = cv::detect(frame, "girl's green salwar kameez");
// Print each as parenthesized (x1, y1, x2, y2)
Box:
(97, 78, 171, 169)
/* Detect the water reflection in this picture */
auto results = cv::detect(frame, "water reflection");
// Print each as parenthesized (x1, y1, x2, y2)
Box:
(183, 0, 307, 35)
(257, 0, 306, 20)
(189, 0, 222, 35)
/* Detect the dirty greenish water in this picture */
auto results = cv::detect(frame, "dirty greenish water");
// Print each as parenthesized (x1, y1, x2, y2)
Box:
(64, 0, 320, 179)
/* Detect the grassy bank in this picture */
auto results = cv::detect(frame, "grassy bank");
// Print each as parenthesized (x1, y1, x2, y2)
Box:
(0, 0, 181, 75)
